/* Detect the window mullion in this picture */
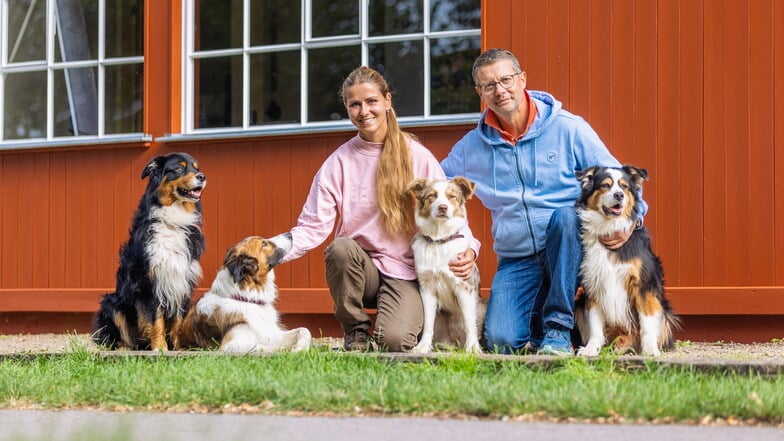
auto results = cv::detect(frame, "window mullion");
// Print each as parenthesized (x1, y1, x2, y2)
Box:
(97, 0, 105, 136)
(242, 0, 250, 129)
(47, 0, 55, 139)
(301, 0, 308, 124)
(423, 0, 431, 118)
(183, 0, 193, 133)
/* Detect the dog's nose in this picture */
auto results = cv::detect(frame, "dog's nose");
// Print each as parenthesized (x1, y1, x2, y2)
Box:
(613, 191, 624, 201)
(196, 173, 206, 183)
(437, 204, 448, 214)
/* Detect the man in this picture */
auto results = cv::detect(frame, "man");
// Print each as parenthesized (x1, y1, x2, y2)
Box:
(441, 48, 641, 355)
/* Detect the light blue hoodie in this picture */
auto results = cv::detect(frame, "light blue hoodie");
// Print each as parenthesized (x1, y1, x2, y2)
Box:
(441, 90, 640, 259)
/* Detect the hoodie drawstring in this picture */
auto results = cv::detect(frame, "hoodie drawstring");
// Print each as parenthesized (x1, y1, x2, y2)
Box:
(532, 138, 539, 187)
(492, 146, 498, 194)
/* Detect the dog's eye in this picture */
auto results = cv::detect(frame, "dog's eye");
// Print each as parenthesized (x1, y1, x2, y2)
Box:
(600, 183, 611, 189)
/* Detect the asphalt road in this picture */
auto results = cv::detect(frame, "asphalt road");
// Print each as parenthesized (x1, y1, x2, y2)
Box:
(2, 410, 782, 441)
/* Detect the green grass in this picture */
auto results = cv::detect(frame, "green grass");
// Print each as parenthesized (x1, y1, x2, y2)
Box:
(0, 348, 782, 425)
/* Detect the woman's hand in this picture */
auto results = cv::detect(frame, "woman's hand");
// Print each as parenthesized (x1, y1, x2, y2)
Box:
(449, 248, 477, 280)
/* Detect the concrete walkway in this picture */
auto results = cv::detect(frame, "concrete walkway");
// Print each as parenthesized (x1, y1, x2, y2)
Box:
(2, 410, 783, 441)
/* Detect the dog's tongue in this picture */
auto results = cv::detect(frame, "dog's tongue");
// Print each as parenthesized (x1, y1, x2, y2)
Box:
(188, 189, 202, 199)
(609, 206, 622, 216)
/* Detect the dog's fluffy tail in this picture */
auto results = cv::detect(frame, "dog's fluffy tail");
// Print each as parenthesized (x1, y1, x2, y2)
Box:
(91, 293, 130, 349)
(661, 311, 683, 350)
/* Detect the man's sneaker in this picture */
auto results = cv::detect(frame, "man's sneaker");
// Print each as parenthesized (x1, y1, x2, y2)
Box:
(343, 329, 374, 352)
(538, 325, 573, 356)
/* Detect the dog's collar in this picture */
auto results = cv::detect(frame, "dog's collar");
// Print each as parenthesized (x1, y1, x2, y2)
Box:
(230, 294, 267, 306)
(418, 233, 464, 244)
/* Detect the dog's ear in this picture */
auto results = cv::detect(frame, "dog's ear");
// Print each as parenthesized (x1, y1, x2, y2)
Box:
(623, 165, 648, 191)
(451, 176, 476, 200)
(405, 178, 429, 198)
(224, 251, 259, 285)
(575, 166, 598, 190)
(142, 155, 166, 180)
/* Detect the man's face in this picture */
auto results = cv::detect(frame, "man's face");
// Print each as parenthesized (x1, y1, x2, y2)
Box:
(474, 59, 527, 118)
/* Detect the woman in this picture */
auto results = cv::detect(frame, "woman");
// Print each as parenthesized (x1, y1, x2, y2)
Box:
(279, 66, 479, 352)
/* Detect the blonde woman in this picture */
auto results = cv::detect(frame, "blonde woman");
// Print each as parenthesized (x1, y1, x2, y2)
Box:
(279, 66, 480, 352)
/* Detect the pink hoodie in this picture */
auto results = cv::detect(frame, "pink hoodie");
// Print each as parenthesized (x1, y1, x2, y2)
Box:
(283, 134, 479, 280)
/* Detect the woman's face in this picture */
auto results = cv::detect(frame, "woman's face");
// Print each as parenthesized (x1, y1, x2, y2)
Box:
(343, 82, 392, 143)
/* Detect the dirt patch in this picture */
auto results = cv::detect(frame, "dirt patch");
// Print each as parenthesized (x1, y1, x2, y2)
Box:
(1, 333, 783, 361)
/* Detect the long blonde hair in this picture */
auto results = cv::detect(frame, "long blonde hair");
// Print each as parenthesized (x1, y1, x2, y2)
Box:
(341, 66, 415, 235)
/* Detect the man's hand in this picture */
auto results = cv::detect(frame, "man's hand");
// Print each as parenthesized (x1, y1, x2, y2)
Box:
(449, 248, 477, 280)
(599, 228, 633, 250)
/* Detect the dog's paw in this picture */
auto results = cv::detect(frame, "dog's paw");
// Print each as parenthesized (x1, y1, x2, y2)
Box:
(641, 346, 661, 357)
(576, 345, 600, 357)
(410, 342, 432, 354)
(464, 342, 483, 354)
(292, 328, 312, 352)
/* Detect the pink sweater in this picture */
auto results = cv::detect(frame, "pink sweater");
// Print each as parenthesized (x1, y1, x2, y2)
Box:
(283, 134, 479, 280)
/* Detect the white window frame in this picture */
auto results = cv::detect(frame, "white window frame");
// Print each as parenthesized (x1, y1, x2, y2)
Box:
(180, 0, 480, 138)
(0, 0, 148, 150)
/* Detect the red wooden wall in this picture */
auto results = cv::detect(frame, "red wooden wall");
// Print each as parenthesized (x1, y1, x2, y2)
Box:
(1, 0, 782, 342)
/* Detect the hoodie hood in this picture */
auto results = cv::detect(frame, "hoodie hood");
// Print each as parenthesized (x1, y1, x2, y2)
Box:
(475, 90, 563, 190)
(475, 90, 563, 146)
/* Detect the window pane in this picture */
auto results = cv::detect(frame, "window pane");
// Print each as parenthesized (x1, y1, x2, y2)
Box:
(250, 0, 300, 46)
(195, 56, 243, 129)
(430, 36, 480, 115)
(105, 0, 144, 58)
(105, 64, 143, 134)
(54, 0, 99, 62)
(431, 0, 480, 32)
(369, 0, 422, 36)
(3, 72, 47, 139)
(307, 46, 360, 122)
(7, 0, 46, 62)
(196, 0, 243, 51)
(53, 67, 98, 136)
(250, 51, 301, 125)
(368, 41, 423, 117)
(311, 0, 358, 38)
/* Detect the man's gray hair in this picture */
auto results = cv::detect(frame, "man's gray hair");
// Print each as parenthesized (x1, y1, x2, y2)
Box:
(472, 48, 523, 85)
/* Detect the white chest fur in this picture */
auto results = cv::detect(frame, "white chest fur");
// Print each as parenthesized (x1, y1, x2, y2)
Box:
(578, 210, 637, 327)
(145, 205, 202, 316)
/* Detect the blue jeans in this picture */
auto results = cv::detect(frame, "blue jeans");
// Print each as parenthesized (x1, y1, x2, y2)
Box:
(483, 207, 582, 354)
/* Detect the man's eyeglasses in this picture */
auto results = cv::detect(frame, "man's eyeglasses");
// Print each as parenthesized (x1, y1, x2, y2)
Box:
(476, 72, 521, 95)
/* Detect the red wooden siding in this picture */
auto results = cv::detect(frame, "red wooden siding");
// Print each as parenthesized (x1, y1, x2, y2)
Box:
(0, 0, 783, 342)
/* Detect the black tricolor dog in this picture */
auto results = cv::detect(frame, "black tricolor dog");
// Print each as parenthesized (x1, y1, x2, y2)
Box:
(93, 152, 206, 350)
(574, 165, 680, 357)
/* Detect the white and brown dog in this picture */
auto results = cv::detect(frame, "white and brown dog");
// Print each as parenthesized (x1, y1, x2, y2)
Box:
(407, 177, 484, 354)
(574, 165, 680, 357)
(173, 233, 311, 353)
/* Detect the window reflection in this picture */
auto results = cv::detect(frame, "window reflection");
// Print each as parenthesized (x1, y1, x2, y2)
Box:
(196, 0, 243, 51)
(106, 0, 143, 58)
(430, 37, 480, 115)
(250, 51, 301, 125)
(54, 67, 98, 136)
(105, 64, 143, 134)
(311, 0, 358, 37)
(195, 56, 243, 129)
(308, 46, 360, 122)
(369, 41, 424, 117)
(3, 72, 47, 139)
(369, 0, 423, 36)
(7, 0, 46, 63)
(250, 0, 300, 45)
(54, 0, 98, 62)
(431, 0, 480, 32)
